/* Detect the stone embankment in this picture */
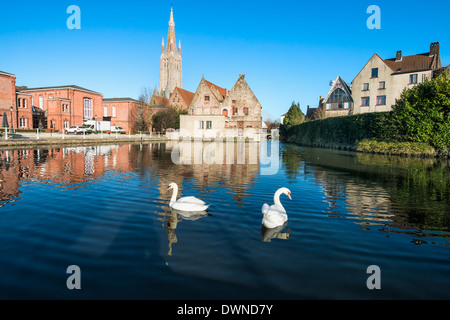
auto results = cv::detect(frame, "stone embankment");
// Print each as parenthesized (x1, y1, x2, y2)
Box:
(0, 132, 169, 149)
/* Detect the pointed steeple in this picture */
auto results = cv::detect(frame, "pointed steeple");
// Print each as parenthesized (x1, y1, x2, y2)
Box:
(166, 7, 177, 52)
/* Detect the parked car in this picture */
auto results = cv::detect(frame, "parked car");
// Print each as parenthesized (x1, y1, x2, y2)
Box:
(65, 126, 90, 135)
(111, 126, 126, 134)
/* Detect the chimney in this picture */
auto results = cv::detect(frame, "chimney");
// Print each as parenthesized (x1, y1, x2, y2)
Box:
(396, 51, 402, 61)
(430, 42, 440, 57)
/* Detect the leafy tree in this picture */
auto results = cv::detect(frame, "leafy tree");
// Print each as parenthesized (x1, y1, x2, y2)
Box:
(152, 108, 188, 132)
(283, 102, 305, 128)
(392, 74, 450, 149)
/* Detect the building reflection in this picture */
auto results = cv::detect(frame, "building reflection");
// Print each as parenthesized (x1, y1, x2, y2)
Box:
(281, 144, 449, 234)
(0, 141, 262, 257)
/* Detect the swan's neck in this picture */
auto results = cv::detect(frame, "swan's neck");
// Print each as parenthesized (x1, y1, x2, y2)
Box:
(274, 189, 284, 207)
(170, 185, 179, 204)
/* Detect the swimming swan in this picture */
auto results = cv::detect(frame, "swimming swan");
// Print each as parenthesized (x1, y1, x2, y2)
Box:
(262, 188, 292, 229)
(167, 183, 210, 212)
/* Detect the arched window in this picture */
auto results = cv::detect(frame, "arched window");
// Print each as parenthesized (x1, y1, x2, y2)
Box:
(222, 109, 228, 117)
(328, 88, 350, 103)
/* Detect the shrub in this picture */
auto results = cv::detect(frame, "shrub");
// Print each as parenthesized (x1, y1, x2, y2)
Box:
(392, 74, 450, 149)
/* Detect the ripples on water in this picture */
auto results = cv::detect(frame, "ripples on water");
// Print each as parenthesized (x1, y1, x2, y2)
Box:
(0, 142, 448, 300)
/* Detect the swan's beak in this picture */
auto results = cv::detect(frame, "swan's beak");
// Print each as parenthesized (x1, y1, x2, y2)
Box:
(288, 193, 292, 200)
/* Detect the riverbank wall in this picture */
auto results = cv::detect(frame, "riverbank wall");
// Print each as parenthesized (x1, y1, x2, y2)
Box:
(0, 132, 169, 150)
(284, 112, 448, 158)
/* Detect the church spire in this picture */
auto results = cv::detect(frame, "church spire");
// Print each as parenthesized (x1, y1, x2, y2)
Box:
(166, 7, 177, 52)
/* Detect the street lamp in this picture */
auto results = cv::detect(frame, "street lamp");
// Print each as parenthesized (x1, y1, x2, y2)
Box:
(9, 106, 13, 134)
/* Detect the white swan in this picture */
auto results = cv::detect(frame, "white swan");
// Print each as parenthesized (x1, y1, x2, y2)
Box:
(262, 187, 292, 229)
(167, 183, 210, 213)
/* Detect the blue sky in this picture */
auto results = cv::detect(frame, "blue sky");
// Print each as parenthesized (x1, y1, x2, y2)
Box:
(1, 0, 449, 120)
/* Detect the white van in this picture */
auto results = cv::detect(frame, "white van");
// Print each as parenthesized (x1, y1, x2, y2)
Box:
(111, 126, 126, 134)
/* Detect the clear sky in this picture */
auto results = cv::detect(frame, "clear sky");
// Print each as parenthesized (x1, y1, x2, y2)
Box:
(1, 0, 449, 120)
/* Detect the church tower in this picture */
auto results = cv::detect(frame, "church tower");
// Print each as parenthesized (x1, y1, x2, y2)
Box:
(159, 7, 182, 97)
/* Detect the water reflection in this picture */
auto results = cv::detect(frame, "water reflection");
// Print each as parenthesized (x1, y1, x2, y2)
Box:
(261, 223, 290, 243)
(0, 142, 448, 241)
(158, 207, 210, 257)
(281, 144, 450, 236)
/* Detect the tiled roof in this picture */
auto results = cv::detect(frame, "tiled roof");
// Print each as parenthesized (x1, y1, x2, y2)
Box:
(384, 53, 437, 74)
(204, 79, 227, 98)
(175, 87, 195, 105)
(103, 97, 142, 103)
(19, 85, 102, 95)
(151, 95, 170, 108)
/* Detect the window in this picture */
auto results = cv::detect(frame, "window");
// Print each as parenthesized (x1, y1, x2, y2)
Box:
(199, 121, 204, 129)
(206, 121, 212, 129)
(363, 83, 369, 91)
(39, 96, 44, 109)
(361, 97, 370, 106)
(422, 74, 428, 82)
(49, 95, 53, 99)
(243, 107, 249, 116)
(104, 106, 108, 117)
(379, 81, 385, 89)
(338, 102, 344, 109)
(326, 103, 331, 110)
(371, 68, 379, 78)
(232, 107, 238, 116)
(83, 98, 93, 120)
(222, 109, 228, 116)
(376, 96, 386, 105)
(64, 121, 69, 129)
(410, 74, 418, 84)
(204, 95, 210, 102)
(112, 106, 117, 118)
(18, 98, 26, 108)
(19, 118, 26, 128)
(328, 88, 351, 104)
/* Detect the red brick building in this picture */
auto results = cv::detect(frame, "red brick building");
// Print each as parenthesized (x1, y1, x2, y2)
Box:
(0, 71, 150, 133)
(102, 98, 147, 133)
(0, 71, 17, 129)
(18, 85, 104, 132)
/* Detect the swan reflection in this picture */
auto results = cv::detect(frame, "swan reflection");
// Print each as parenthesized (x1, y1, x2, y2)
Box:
(261, 223, 290, 242)
(159, 206, 210, 258)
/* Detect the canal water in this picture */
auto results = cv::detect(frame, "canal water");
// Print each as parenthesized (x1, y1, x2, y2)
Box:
(0, 141, 448, 300)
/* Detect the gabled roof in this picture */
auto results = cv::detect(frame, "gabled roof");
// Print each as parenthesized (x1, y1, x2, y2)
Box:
(204, 79, 227, 99)
(173, 87, 195, 105)
(384, 53, 438, 74)
(150, 95, 170, 108)
(323, 75, 353, 104)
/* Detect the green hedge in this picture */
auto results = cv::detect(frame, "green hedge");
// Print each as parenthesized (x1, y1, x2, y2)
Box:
(285, 112, 400, 147)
